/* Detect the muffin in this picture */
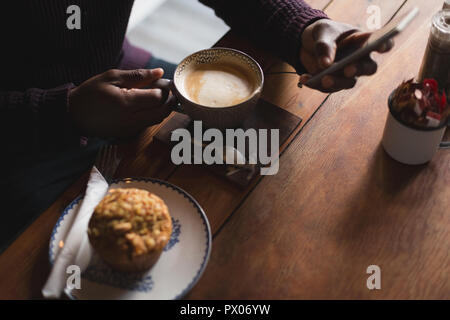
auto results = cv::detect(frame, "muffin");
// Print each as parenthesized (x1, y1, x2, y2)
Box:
(88, 188, 172, 273)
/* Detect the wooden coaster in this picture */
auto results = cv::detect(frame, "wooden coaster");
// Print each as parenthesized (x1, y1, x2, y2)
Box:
(155, 99, 301, 187)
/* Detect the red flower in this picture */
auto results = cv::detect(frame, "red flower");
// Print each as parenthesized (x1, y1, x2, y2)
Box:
(423, 78, 438, 93)
(440, 92, 447, 113)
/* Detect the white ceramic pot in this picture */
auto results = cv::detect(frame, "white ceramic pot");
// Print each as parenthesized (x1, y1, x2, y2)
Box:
(382, 94, 449, 165)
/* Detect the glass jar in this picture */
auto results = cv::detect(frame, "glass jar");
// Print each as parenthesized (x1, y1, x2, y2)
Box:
(418, 10, 450, 95)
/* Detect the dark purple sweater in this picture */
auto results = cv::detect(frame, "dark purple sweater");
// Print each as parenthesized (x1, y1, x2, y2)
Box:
(0, 0, 327, 154)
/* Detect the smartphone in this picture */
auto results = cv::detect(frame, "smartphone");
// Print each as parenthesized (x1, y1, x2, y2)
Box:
(303, 6, 419, 88)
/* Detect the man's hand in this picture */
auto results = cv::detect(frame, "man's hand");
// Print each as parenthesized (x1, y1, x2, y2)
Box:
(299, 19, 394, 93)
(68, 68, 171, 138)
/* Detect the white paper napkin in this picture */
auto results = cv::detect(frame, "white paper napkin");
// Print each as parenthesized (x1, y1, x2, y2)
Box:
(42, 166, 109, 299)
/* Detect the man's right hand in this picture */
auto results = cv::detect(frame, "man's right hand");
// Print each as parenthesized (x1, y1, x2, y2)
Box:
(68, 68, 171, 138)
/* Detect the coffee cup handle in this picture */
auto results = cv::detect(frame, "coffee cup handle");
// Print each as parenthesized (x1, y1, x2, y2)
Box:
(440, 141, 450, 149)
(150, 79, 185, 114)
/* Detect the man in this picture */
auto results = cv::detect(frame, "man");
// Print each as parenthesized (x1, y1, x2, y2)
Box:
(0, 0, 392, 251)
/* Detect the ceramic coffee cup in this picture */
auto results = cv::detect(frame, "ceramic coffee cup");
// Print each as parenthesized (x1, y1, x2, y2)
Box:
(151, 47, 264, 129)
(381, 92, 449, 165)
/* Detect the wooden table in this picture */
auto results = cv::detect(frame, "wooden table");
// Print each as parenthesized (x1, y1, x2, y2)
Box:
(0, 0, 448, 299)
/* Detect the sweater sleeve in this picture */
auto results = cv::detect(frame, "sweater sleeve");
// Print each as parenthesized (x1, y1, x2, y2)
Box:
(0, 83, 81, 156)
(199, 0, 328, 73)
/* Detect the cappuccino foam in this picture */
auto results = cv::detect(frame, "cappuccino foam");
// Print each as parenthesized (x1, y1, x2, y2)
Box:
(184, 64, 255, 107)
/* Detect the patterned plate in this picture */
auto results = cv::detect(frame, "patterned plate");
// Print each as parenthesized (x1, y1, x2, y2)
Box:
(49, 178, 211, 300)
